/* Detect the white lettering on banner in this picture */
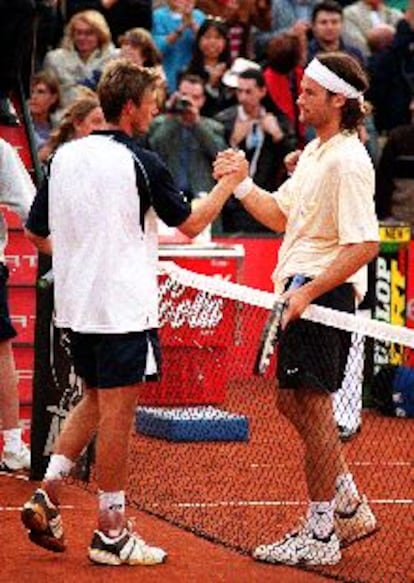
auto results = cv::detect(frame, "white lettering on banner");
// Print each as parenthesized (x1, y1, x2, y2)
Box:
(375, 256, 391, 322)
(159, 278, 224, 329)
(11, 314, 36, 328)
(374, 256, 392, 371)
(6, 254, 38, 269)
(17, 369, 33, 381)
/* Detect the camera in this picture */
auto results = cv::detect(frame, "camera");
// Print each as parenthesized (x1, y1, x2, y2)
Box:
(166, 96, 192, 114)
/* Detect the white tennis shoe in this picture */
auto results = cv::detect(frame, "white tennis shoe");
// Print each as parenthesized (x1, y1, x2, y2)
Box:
(253, 525, 341, 566)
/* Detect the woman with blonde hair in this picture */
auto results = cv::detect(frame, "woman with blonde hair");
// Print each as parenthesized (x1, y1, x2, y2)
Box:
(43, 10, 116, 107)
(40, 93, 106, 162)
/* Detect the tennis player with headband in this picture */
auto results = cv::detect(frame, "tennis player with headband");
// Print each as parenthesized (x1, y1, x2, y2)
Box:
(214, 52, 380, 566)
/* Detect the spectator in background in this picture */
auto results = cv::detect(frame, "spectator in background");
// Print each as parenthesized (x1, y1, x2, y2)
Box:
(264, 32, 306, 149)
(216, 67, 289, 233)
(342, 0, 403, 57)
(185, 17, 236, 117)
(308, 0, 365, 64)
(43, 9, 116, 107)
(65, 1, 152, 39)
(375, 100, 414, 233)
(0, 138, 35, 472)
(152, 0, 206, 94)
(79, 27, 168, 109)
(118, 28, 168, 110)
(38, 93, 106, 162)
(148, 73, 227, 209)
(29, 70, 61, 162)
(196, 0, 271, 61)
(367, 4, 414, 132)
(254, 0, 320, 62)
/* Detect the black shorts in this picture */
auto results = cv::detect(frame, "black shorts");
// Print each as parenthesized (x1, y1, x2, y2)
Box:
(0, 264, 17, 341)
(277, 280, 354, 393)
(68, 329, 161, 389)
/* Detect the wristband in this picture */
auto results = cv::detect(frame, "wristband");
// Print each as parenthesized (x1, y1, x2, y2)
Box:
(233, 177, 254, 200)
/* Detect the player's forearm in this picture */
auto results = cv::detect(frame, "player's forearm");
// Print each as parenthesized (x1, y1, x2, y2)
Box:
(300, 241, 379, 304)
(178, 177, 235, 237)
(24, 228, 52, 256)
(240, 185, 287, 233)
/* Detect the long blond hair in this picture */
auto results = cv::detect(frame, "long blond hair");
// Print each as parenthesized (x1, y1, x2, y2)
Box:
(47, 94, 101, 152)
(62, 10, 112, 52)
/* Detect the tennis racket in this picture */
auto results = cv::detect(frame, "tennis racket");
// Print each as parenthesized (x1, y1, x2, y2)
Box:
(254, 274, 306, 376)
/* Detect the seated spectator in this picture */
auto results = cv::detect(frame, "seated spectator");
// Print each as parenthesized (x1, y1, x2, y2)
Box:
(152, 0, 206, 94)
(264, 32, 305, 149)
(118, 28, 168, 110)
(342, 0, 403, 57)
(65, 1, 152, 39)
(308, 0, 365, 64)
(148, 74, 227, 208)
(375, 100, 414, 233)
(367, 8, 414, 132)
(216, 67, 290, 233)
(196, 0, 271, 61)
(29, 70, 61, 162)
(254, 0, 320, 62)
(39, 93, 106, 162)
(80, 27, 169, 109)
(185, 17, 236, 117)
(43, 9, 116, 108)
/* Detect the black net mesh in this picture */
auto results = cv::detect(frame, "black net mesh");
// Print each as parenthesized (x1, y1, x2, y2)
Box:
(66, 263, 413, 581)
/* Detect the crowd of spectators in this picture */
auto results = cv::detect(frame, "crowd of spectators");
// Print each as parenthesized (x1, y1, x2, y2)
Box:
(0, 0, 413, 232)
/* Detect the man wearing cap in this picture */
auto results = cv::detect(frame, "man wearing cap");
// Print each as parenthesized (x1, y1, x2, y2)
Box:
(214, 52, 379, 565)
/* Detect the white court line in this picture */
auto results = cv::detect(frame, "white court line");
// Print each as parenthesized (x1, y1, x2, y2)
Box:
(352, 461, 411, 467)
(0, 505, 75, 512)
(148, 498, 413, 509)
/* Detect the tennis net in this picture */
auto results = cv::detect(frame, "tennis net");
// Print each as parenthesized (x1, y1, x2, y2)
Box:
(120, 261, 412, 583)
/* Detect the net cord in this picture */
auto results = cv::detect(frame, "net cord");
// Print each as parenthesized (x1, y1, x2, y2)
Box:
(159, 261, 414, 349)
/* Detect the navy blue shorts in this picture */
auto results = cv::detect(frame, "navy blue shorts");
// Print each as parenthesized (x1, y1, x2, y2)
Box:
(277, 281, 354, 393)
(68, 329, 161, 389)
(0, 264, 17, 341)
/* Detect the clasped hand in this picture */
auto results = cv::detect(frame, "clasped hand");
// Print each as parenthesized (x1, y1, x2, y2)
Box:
(213, 149, 249, 188)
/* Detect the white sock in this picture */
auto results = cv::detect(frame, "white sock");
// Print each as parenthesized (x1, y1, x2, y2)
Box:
(98, 490, 126, 537)
(307, 500, 335, 539)
(3, 428, 23, 454)
(335, 472, 360, 514)
(44, 454, 75, 481)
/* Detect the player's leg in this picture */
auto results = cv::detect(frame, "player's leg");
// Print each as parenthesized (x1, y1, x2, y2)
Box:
(87, 331, 166, 566)
(0, 267, 30, 471)
(21, 385, 99, 552)
(95, 384, 140, 534)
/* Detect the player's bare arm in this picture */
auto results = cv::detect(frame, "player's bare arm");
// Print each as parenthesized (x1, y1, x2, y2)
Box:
(179, 150, 248, 237)
(24, 227, 52, 256)
(282, 241, 379, 328)
(213, 149, 288, 233)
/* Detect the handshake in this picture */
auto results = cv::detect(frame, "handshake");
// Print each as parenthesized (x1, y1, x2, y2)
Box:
(213, 149, 250, 193)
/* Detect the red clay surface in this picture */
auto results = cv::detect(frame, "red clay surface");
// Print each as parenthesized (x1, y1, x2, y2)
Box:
(0, 472, 330, 583)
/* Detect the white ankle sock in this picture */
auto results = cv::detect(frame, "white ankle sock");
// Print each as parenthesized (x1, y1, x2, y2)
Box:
(335, 472, 360, 514)
(3, 428, 22, 454)
(307, 500, 335, 539)
(44, 454, 75, 481)
(98, 490, 126, 537)
(335, 472, 360, 513)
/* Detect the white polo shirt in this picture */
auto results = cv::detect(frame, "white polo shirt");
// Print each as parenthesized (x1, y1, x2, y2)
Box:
(47, 133, 191, 333)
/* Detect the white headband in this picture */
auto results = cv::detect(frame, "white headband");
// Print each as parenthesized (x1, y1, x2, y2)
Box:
(305, 58, 363, 100)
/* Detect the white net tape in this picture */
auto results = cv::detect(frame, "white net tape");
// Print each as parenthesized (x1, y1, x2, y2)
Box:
(159, 261, 414, 348)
